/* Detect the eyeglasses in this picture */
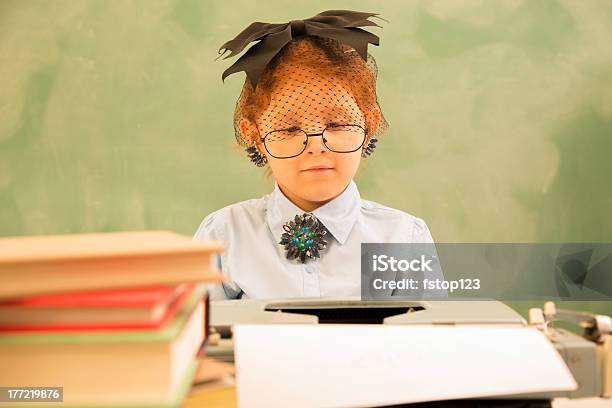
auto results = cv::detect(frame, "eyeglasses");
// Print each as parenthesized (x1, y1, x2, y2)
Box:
(261, 124, 367, 159)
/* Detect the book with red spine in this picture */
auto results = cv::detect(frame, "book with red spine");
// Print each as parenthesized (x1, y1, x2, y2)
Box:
(0, 283, 194, 332)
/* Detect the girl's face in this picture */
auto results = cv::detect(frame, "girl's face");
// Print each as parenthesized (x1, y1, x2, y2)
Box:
(242, 68, 375, 211)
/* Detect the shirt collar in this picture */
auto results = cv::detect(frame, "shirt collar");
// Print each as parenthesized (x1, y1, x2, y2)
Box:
(265, 180, 361, 246)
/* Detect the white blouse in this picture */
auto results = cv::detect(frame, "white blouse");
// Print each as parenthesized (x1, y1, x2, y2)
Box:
(193, 179, 440, 300)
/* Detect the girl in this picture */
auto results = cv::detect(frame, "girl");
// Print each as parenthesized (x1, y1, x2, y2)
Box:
(194, 10, 443, 300)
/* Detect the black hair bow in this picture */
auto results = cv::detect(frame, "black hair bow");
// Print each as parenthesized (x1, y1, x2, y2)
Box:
(217, 10, 385, 89)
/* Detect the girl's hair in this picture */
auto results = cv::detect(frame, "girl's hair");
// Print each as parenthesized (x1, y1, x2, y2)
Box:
(232, 36, 388, 160)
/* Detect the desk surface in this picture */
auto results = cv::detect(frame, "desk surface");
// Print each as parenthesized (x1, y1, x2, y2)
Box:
(184, 386, 236, 408)
(184, 357, 236, 407)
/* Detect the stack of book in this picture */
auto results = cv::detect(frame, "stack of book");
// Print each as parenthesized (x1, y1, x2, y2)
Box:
(0, 230, 223, 407)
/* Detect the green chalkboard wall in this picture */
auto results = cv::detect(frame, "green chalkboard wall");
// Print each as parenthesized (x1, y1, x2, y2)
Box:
(1, 1, 611, 314)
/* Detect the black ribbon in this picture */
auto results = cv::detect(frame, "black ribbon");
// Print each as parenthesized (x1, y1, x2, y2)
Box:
(217, 10, 385, 89)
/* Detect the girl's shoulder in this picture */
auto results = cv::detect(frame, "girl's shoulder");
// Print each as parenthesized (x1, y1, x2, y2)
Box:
(359, 198, 432, 241)
(193, 195, 270, 240)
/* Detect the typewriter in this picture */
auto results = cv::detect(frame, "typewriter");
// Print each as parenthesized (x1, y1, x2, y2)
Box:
(206, 298, 611, 406)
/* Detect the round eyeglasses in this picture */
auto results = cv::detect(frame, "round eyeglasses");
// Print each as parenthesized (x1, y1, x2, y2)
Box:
(261, 124, 367, 159)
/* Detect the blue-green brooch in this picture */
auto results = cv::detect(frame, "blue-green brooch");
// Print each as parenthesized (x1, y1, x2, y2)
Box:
(279, 213, 328, 263)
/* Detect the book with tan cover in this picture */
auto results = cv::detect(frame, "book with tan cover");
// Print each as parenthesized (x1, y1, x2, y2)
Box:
(0, 231, 223, 300)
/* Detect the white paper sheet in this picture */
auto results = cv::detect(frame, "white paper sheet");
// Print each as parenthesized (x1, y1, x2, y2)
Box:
(234, 324, 577, 408)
